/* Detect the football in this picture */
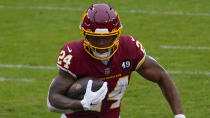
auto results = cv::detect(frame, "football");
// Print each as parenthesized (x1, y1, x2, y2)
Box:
(66, 77, 104, 100)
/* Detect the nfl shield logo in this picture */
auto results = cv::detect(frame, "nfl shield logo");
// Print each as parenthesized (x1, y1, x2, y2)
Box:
(104, 68, 111, 75)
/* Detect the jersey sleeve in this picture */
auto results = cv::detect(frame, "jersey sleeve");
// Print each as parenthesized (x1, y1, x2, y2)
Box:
(122, 36, 146, 71)
(56, 43, 77, 78)
(132, 36, 146, 70)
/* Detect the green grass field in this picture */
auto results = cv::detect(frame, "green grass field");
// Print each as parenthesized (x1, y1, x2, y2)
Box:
(0, 0, 209, 118)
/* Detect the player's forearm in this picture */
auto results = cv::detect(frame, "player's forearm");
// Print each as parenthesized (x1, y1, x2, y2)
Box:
(158, 72, 183, 115)
(49, 93, 83, 111)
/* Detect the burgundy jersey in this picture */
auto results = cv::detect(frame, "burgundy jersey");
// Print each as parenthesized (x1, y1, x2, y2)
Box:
(56, 35, 146, 118)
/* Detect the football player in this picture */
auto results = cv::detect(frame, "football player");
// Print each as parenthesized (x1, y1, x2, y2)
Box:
(47, 3, 186, 118)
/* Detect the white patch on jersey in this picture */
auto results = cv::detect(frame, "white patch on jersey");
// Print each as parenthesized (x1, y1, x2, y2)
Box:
(95, 28, 109, 33)
(67, 46, 72, 53)
(104, 68, 111, 75)
(130, 36, 135, 41)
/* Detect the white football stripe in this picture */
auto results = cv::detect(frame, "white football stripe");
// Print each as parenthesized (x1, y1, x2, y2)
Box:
(161, 45, 210, 50)
(0, 64, 209, 76)
(0, 77, 34, 82)
(0, 5, 210, 16)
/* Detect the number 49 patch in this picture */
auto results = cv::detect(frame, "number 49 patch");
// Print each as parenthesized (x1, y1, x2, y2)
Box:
(120, 59, 131, 70)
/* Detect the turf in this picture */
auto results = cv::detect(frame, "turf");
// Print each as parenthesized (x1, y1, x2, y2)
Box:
(0, 0, 209, 118)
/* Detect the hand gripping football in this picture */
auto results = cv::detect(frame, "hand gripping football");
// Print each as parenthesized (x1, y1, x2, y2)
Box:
(66, 77, 104, 100)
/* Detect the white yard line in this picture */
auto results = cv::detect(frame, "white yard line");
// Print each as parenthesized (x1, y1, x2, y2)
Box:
(121, 9, 210, 16)
(161, 45, 210, 50)
(0, 5, 83, 11)
(0, 77, 34, 82)
(0, 64, 57, 70)
(168, 71, 210, 75)
(0, 5, 210, 16)
(0, 64, 209, 76)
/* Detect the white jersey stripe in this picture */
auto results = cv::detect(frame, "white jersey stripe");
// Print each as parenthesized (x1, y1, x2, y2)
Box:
(56, 64, 77, 78)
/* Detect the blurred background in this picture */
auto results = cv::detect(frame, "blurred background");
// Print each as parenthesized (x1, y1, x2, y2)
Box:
(0, 0, 209, 117)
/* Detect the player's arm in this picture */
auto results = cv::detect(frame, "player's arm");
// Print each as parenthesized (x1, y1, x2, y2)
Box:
(47, 69, 108, 113)
(48, 69, 83, 112)
(136, 56, 185, 117)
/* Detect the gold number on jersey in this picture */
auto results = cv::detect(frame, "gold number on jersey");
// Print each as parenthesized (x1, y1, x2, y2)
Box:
(108, 76, 128, 109)
(89, 76, 128, 112)
(57, 50, 73, 69)
(136, 40, 145, 54)
(57, 50, 65, 65)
